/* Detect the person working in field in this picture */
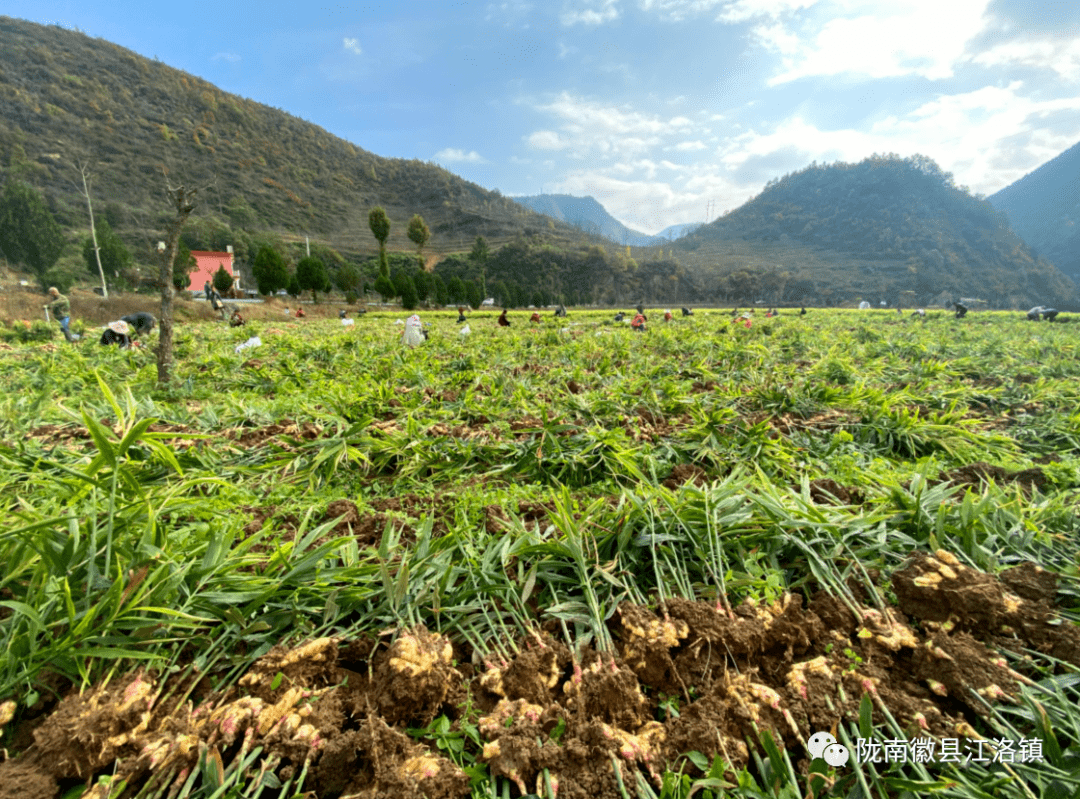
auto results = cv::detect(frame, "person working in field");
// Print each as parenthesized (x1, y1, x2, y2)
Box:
(664, 309, 673, 322)
(554, 305, 567, 318)
(456, 306, 468, 323)
(44, 287, 77, 342)
(682, 307, 693, 317)
(402, 314, 425, 347)
(99, 320, 132, 348)
(295, 307, 306, 318)
(229, 308, 246, 327)
(498, 309, 511, 327)
(631, 311, 647, 332)
(121, 312, 156, 338)
(530, 311, 541, 324)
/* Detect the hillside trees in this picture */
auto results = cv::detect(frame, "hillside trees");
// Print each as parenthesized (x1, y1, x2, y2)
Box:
(252, 245, 289, 295)
(446, 276, 466, 304)
(0, 180, 65, 289)
(394, 270, 418, 310)
(335, 262, 363, 301)
(368, 206, 390, 279)
(432, 273, 449, 306)
(296, 255, 330, 302)
(469, 235, 489, 299)
(212, 265, 233, 294)
(407, 213, 429, 269)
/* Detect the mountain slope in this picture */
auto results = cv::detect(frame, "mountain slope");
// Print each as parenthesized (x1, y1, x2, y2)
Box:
(653, 222, 702, 241)
(0, 16, 588, 260)
(988, 141, 1080, 283)
(669, 154, 1074, 308)
(512, 194, 657, 246)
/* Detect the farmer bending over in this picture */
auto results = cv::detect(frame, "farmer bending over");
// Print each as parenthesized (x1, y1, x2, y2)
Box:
(121, 312, 156, 338)
(456, 306, 468, 323)
(229, 309, 246, 327)
(631, 312, 647, 332)
(100, 320, 132, 348)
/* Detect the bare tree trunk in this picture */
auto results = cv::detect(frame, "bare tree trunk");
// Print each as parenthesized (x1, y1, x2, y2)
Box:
(157, 184, 197, 385)
(77, 161, 108, 299)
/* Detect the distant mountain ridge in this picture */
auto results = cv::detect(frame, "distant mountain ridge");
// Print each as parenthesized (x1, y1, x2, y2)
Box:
(512, 194, 699, 246)
(988, 141, 1080, 284)
(669, 153, 1074, 308)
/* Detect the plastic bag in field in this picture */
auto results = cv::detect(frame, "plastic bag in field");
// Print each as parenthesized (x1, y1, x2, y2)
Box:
(402, 315, 424, 347)
(459, 324, 470, 336)
(394, 319, 404, 325)
(342, 318, 355, 327)
(235, 336, 262, 353)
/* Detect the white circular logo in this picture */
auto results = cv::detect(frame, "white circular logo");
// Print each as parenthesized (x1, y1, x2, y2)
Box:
(807, 731, 836, 759)
(823, 742, 850, 768)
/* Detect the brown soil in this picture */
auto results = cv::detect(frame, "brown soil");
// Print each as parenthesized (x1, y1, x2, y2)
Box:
(3, 553, 1077, 799)
(938, 462, 1048, 495)
(807, 478, 865, 506)
(662, 464, 709, 490)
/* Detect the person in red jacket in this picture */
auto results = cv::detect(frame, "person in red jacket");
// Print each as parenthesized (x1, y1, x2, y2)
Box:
(631, 312, 647, 332)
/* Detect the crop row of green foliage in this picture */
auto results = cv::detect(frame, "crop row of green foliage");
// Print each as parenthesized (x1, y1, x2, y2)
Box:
(0, 309, 1078, 797)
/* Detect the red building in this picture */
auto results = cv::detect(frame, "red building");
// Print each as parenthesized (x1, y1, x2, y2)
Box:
(189, 250, 236, 293)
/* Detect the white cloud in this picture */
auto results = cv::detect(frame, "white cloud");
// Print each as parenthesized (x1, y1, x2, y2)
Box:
(971, 36, 1080, 83)
(486, 1, 534, 23)
(435, 148, 488, 163)
(673, 140, 708, 150)
(718, 0, 818, 22)
(343, 37, 363, 55)
(212, 52, 241, 63)
(636, 0, 817, 23)
(524, 93, 699, 159)
(561, 0, 620, 26)
(526, 131, 567, 150)
(762, 1, 991, 84)
(557, 41, 578, 58)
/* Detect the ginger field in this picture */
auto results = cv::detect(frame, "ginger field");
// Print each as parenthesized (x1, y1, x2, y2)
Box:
(0, 309, 1078, 799)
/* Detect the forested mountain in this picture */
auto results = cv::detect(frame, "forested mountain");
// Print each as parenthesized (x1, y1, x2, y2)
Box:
(0, 17, 588, 263)
(989, 141, 1080, 284)
(668, 154, 1075, 308)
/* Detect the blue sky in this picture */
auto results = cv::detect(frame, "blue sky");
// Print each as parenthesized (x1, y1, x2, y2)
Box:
(11, 0, 1080, 234)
